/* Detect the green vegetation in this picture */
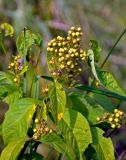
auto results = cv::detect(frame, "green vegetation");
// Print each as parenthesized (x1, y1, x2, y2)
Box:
(0, 22, 126, 160)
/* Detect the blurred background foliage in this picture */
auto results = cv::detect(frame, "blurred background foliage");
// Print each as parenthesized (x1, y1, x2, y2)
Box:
(0, 0, 126, 159)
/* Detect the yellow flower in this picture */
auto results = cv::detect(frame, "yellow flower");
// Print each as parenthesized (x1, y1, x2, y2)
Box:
(58, 112, 63, 121)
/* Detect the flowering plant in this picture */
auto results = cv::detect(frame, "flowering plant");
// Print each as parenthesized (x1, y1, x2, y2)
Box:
(0, 23, 126, 160)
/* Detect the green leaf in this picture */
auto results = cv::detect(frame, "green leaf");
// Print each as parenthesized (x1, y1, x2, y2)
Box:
(40, 101, 47, 121)
(0, 84, 18, 98)
(19, 66, 28, 76)
(0, 138, 26, 160)
(67, 92, 105, 124)
(87, 49, 100, 83)
(89, 93, 115, 112)
(59, 108, 92, 159)
(0, 124, 2, 136)
(0, 72, 6, 83)
(89, 40, 101, 62)
(3, 91, 20, 106)
(16, 29, 42, 55)
(91, 127, 115, 160)
(97, 70, 126, 96)
(0, 71, 15, 84)
(1, 23, 14, 37)
(49, 81, 66, 123)
(32, 33, 43, 47)
(33, 76, 40, 99)
(75, 84, 126, 101)
(35, 100, 47, 121)
(39, 133, 75, 160)
(2, 98, 36, 144)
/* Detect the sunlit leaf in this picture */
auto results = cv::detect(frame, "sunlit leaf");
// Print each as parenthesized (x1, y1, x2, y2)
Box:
(67, 92, 105, 124)
(39, 133, 75, 160)
(97, 70, 126, 96)
(2, 98, 36, 144)
(19, 66, 28, 76)
(3, 91, 20, 106)
(91, 127, 115, 160)
(0, 84, 18, 98)
(1, 23, 14, 37)
(89, 93, 115, 112)
(16, 29, 42, 55)
(59, 108, 92, 159)
(0, 71, 15, 84)
(49, 81, 66, 123)
(0, 138, 26, 160)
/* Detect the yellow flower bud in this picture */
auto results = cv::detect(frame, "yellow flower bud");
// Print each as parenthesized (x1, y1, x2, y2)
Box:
(108, 117, 113, 122)
(35, 119, 39, 123)
(71, 27, 75, 30)
(111, 124, 116, 128)
(114, 118, 119, 123)
(115, 113, 120, 118)
(10, 63, 14, 67)
(75, 52, 79, 56)
(14, 78, 18, 82)
(67, 36, 71, 40)
(60, 64, 65, 69)
(96, 117, 101, 122)
(76, 32, 80, 36)
(77, 27, 81, 31)
(114, 109, 118, 113)
(33, 128, 37, 132)
(67, 61, 72, 65)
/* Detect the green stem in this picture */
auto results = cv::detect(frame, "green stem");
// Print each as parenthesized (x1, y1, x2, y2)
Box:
(33, 76, 39, 99)
(23, 28, 27, 97)
(101, 27, 126, 68)
(23, 55, 27, 97)
(29, 49, 41, 97)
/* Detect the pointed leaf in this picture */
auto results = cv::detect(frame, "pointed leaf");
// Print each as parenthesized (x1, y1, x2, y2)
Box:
(59, 108, 92, 159)
(2, 98, 36, 144)
(49, 81, 66, 123)
(39, 133, 75, 160)
(97, 70, 126, 96)
(0, 84, 18, 98)
(67, 92, 105, 124)
(0, 138, 26, 160)
(91, 127, 115, 160)
(0, 71, 15, 84)
(16, 29, 42, 55)
(3, 91, 20, 106)
(89, 93, 115, 112)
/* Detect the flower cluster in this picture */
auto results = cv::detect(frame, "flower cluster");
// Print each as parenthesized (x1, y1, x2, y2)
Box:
(47, 27, 86, 86)
(8, 55, 24, 84)
(96, 109, 124, 129)
(33, 119, 52, 140)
